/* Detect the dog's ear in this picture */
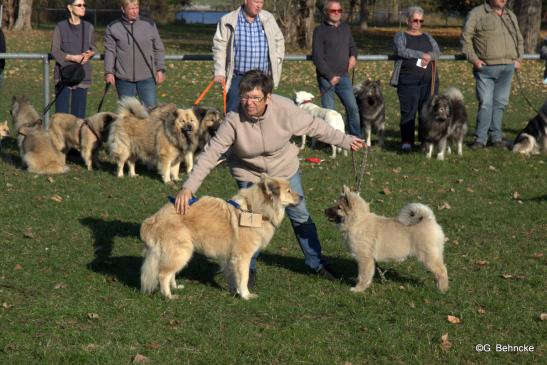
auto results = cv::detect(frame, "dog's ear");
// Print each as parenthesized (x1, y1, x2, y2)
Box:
(259, 174, 280, 199)
(192, 106, 208, 122)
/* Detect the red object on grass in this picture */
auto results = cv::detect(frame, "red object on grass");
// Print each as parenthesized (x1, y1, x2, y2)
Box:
(304, 157, 322, 164)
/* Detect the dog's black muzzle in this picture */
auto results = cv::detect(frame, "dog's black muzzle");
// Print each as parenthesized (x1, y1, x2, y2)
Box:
(324, 206, 343, 224)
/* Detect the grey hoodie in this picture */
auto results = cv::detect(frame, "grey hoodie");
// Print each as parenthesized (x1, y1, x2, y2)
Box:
(104, 15, 165, 82)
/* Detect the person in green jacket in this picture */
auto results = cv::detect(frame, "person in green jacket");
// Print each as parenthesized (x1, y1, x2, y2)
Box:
(461, 0, 523, 149)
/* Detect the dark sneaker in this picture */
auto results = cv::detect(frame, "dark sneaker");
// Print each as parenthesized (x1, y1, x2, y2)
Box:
(248, 269, 257, 291)
(316, 265, 337, 281)
(490, 140, 507, 149)
(401, 143, 412, 153)
(470, 141, 485, 150)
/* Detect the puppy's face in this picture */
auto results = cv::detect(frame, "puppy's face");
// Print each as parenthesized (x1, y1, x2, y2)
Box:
(259, 175, 301, 207)
(430, 96, 451, 122)
(193, 107, 222, 132)
(325, 186, 368, 224)
(174, 109, 200, 137)
(0, 121, 9, 138)
(294, 91, 315, 106)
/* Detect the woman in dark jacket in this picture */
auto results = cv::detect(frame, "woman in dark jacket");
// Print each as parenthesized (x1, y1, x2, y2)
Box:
(51, 0, 96, 118)
(390, 6, 440, 152)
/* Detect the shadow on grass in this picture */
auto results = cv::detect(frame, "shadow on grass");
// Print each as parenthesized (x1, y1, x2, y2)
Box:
(258, 252, 422, 288)
(80, 217, 222, 290)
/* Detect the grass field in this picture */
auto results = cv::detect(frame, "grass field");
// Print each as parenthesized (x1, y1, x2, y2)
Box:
(0, 25, 546, 364)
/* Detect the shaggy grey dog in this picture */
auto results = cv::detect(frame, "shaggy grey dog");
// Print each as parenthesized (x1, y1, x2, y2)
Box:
(354, 79, 385, 147)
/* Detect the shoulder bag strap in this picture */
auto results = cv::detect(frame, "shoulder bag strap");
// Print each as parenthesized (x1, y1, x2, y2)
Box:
(120, 20, 157, 85)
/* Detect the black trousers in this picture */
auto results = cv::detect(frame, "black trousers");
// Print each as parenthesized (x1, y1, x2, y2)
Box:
(396, 73, 439, 145)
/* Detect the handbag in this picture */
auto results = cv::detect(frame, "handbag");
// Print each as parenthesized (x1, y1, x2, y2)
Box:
(59, 21, 86, 87)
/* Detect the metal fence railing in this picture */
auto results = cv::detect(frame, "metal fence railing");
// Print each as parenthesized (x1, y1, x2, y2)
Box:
(0, 53, 542, 126)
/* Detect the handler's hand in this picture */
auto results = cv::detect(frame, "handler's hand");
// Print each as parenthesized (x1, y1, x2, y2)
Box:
(156, 70, 165, 85)
(214, 75, 226, 83)
(105, 73, 115, 85)
(175, 188, 193, 215)
(350, 137, 367, 151)
(473, 59, 486, 70)
(348, 56, 356, 71)
(514, 61, 521, 71)
(330, 75, 341, 86)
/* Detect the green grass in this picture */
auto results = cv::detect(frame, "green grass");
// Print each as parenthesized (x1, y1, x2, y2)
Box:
(0, 27, 546, 364)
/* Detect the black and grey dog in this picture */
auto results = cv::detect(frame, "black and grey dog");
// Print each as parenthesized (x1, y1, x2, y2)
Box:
(354, 79, 385, 147)
(420, 87, 468, 160)
(512, 100, 547, 155)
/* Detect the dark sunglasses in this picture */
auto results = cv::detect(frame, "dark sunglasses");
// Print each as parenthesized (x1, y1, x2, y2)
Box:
(327, 9, 343, 14)
(412, 19, 424, 24)
(72, 3, 86, 7)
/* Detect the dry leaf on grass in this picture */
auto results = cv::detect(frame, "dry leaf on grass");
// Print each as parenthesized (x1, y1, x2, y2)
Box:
(87, 313, 99, 320)
(439, 333, 452, 351)
(488, 165, 497, 171)
(6, 183, 13, 188)
(132, 354, 150, 363)
(14, 264, 23, 270)
(50, 194, 63, 203)
(54, 283, 67, 289)
(530, 252, 544, 259)
(477, 307, 486, 315)
(466, 187, 474, 193)
(447, 315, 461, 324)
(438, 202, 451, 210)
(474, 260, 488, 267)
(47, 177, 54, 183)
(2, 302, 13, 309)
(540, 313, 547, 321)
(23, 229, 35, 239)
(512, 191, 521, 200)
(382, 187, 392, 195)
(146, 342, 161, 350)
(392, 167, 401, 174)
(456, 179, 464, 184)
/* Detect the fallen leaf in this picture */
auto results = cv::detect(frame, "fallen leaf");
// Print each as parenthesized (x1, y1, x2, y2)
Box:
(392, 167, 401, 174)
(456, 179, 464, 184)
(530, 252, 544, 259)
(168, 319, 181, 327)
(477, 307, 486, 315)
(54, 283, 67, 289)
(474, 260, 488, 267)
(488, 165, 497, 171)
(382, 187, 392, 195)
(87, 313, 99, 320)
(447, 315, 461, 324)
(409, 302, 416, 308)
(83, 344, 98, 351)
(448, 188, 456, 193)
(23, 229, 35, 239)
(2, 302, 13, 309)
(6, 183, 13, 188)
(14, 264, 23, 270)
(512, 191, 521, 200)
(466, 187, 474, 193)
(439, 333, 452, 351)
(438, 202, 451, 210)
(47, 177, 54, 183)
(146, 342, 161, 350)
(540, 313, 547, 321)
(50, 194, 63, 203)
(132, 354, 150, 363)
(501, 273, 513, 279)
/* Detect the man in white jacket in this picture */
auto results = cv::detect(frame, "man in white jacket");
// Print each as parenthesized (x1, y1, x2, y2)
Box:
(212, 0, 285, 112)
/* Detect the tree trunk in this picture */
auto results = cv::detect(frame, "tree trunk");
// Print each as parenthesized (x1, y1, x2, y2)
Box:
(277, 0, 316, 50)
(359, 0, 368, 30)
(510, 0, 542, 53)
(13, 0, 33, 31)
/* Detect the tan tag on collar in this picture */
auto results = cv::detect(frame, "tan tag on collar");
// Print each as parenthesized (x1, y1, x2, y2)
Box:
(239, 212, 263, 227)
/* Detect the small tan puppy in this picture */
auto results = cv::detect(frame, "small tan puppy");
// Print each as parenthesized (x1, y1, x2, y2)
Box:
(140, 175, 300, 300)
(325, 186, 448, 293)
(18, 124, 68, 174)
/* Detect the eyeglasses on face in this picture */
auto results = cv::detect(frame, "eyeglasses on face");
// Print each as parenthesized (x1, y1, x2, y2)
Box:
(72, 3, 86, 7)
(412, 19, 424, 24)
(327, 9, 343, 14)
(240, 95, 265, 103)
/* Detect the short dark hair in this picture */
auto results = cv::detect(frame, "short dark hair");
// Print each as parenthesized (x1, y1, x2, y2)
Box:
(239, 70, 274, 97)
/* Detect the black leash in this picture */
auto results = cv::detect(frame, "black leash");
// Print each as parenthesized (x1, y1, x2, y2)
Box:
(351, 148, 368, 193)
(514, 70, 540, 115)
(97, 83, 111, 113)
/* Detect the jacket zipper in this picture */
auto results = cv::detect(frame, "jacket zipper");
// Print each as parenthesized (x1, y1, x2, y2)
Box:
(258, 119, 268, 172)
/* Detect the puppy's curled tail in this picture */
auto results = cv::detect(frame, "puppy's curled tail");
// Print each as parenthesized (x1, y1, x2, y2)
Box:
(140, 216, 160, 294)
(398, 203, 436, 226)
(443, 87, 464, 102)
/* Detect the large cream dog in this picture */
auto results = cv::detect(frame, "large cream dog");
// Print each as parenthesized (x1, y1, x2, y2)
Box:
(325, 186, 448, 293)
(294, 91, 347, 158)
(107, 98, 200, 183)
(48, 112, 118, 170)
(10, 96, 67, 174)
(140, 175, 300, 300)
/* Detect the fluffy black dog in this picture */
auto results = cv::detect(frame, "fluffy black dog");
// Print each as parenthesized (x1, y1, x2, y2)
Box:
(354, 79, 385, 147)
(420, 87, 468, 160)
(512, 100, 547, 155)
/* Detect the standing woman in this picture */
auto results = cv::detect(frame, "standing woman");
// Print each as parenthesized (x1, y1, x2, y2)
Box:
(51, 0, 96, 118)
(390, 6, 440, 152)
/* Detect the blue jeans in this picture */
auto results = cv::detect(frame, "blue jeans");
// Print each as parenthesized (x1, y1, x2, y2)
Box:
(226, 74, 244, 113)
(318, 73, 361, 137)
(236, 171, 326, 272)
(55, 85, 88, 118)
(473, 64, 515, 144)
(115, 77, 157, 108)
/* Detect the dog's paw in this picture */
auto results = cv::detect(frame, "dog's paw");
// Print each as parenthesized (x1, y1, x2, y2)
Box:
(241, 293, 258, 300)
(350, 286, 365, 293)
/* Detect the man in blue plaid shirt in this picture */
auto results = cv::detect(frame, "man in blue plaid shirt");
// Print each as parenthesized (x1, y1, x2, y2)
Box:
(213, 0, 285, 112)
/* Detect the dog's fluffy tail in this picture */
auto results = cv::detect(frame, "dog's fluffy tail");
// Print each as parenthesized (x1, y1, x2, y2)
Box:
(443, 87, 464, 102)
(118, 97, 148, 120)
(398, 203, 436, 226)
(140, 216, 161, 294)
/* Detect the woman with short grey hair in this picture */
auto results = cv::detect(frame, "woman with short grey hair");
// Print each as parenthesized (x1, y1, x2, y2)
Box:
(390, 5, 440, 152)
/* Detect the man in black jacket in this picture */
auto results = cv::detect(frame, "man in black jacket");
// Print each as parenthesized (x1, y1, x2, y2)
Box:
(312, 0, 361, 137)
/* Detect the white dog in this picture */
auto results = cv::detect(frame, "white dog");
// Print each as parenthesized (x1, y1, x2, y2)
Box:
(294, 91, 347, 159)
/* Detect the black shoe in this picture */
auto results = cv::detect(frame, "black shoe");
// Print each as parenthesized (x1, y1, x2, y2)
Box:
(316, 265, 337, 281)
(248, 269, 257, 291)
(469, 141, 485, 150)
(490, 140, 507, 149)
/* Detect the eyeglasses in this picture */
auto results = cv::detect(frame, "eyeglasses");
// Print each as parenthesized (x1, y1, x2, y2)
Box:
(72, 3, 86, 7)
(240, 95, 265, 103)
(327, 9, 343, 14)
(411, 19, 424, 24)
